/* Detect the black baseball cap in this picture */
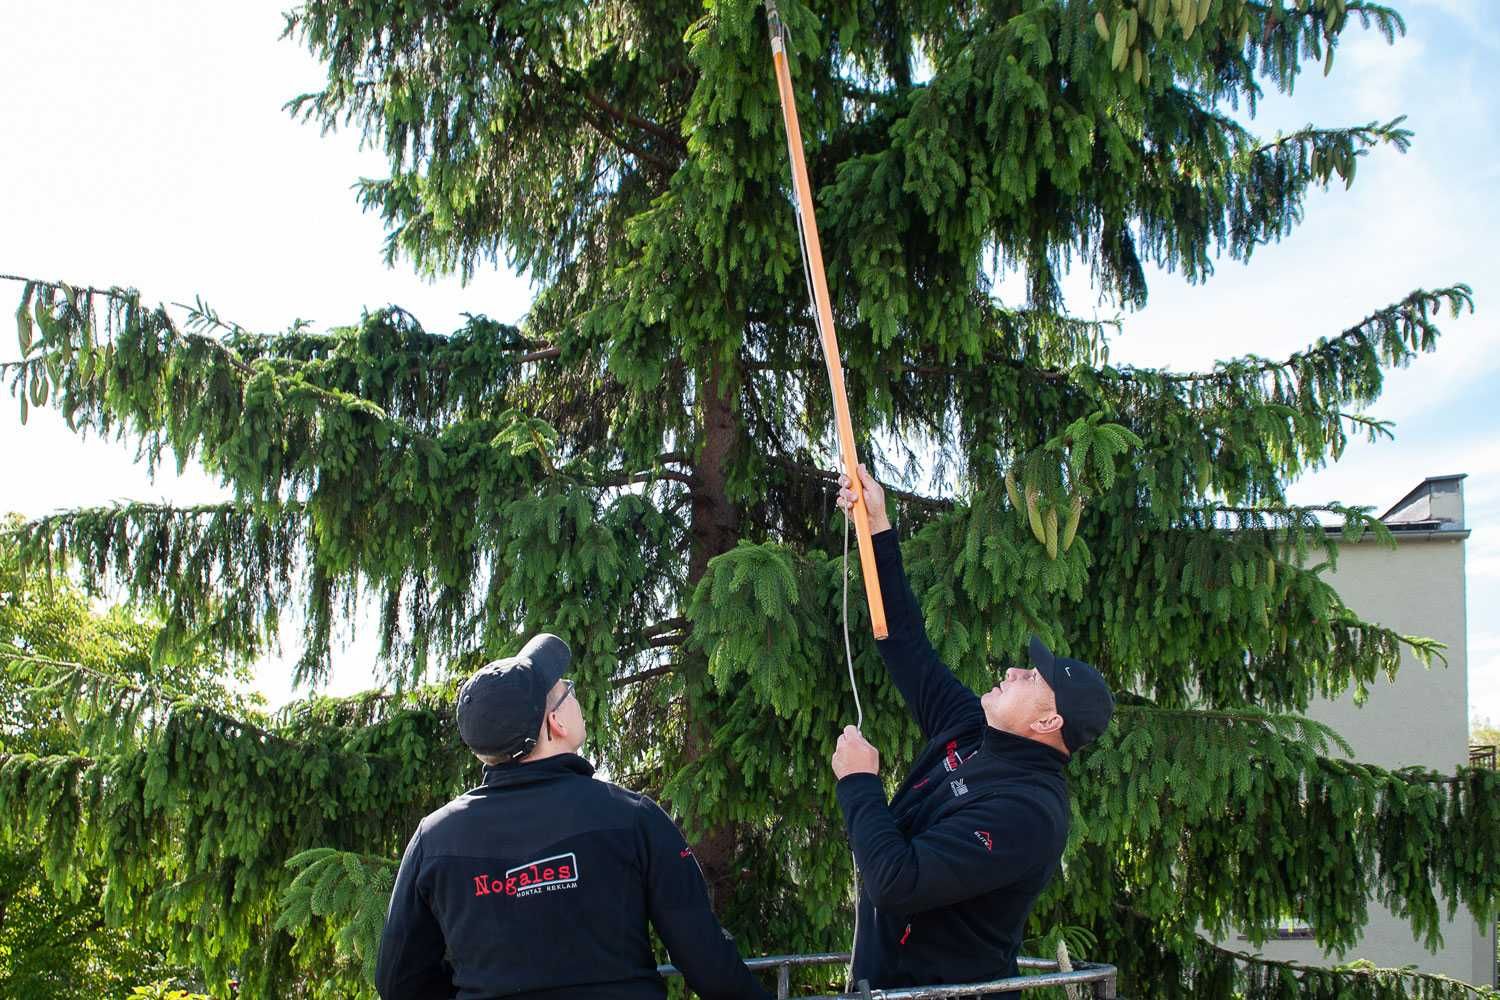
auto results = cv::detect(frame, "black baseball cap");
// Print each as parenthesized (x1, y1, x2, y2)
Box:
(1028, 636, 1114, 753)
(456, 634, 572, 760)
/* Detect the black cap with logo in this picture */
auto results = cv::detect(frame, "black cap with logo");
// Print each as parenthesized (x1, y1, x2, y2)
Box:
(456, 634, 572, 761)
(1027, 636, 1114, 753)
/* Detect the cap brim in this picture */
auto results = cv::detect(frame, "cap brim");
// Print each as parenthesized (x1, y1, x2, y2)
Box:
(520, 633, 571, 691)
(1028, 635, 1058, 687)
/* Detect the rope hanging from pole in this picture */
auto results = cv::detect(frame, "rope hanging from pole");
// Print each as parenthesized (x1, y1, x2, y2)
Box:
(763, 0, 889, 642)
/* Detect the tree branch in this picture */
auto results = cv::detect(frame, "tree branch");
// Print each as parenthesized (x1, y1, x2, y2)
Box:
(1209, 502, 1374, 518)
(1, 273, 142, 303)
(575, 106, 678, 174)
(536, 53, 687, 156)
(839, 82, 894, 104)
(742, 287, 1469, 393)
(486, 51, 678, 178)
(2, 648, 271, 738)
(580, 89, 687, 154)
(4, 500, 308, 541)
(1204, 939, 1494, 997)
(641, 617, 688, 639)
(611, 663, 680, 687)
(593, 468, 694, 488)
(1139, 286, 1468, 385)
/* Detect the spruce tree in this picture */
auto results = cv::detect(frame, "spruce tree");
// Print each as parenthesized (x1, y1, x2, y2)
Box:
(4, 0, 1499, 997)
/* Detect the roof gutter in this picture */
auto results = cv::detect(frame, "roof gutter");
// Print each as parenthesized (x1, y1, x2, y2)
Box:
(1325, 528, 1471, 543)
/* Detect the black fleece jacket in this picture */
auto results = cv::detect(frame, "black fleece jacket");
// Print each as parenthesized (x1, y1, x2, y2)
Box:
(835, 529, 1071, 998)
(375, 754, 769, 1000)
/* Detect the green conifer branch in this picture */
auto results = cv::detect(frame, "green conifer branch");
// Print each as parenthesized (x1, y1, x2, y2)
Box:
(1128, 286, 1470, 387)
(276, 847, 398, 984)
(5, 276, 699, 680)
(1219, 946, 1500, 1000)
(1056, 706, 1500, 966)
(8, 500, 309, 669)
(0, 679, 472, 996)
(1097, 904, 1497, 999)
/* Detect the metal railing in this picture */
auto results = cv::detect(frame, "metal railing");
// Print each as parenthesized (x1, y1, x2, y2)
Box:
(659, 951, 1118, 998)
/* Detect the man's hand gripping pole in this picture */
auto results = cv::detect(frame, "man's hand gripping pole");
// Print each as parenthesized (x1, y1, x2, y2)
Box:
(764, 0, 888, 639)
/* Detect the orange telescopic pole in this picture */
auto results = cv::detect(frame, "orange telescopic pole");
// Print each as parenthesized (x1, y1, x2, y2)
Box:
(764, 0, 888, 640)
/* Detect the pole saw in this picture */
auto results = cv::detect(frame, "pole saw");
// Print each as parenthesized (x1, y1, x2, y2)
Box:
(763, 0, 888, 641)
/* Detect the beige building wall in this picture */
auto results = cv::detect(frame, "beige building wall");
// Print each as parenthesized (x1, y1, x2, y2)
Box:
(1233, 478, 1493, 986)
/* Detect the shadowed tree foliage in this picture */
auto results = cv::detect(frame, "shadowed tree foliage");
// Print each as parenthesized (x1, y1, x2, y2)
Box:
(3, 0, 1498, 996)
(0, 518, 248, 997)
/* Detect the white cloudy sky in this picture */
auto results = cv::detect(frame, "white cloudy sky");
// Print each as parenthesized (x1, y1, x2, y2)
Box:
(1, 2, 1495, 720)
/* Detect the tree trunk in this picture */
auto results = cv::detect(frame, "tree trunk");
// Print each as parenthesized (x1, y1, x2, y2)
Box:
(682, 362, 741, 903)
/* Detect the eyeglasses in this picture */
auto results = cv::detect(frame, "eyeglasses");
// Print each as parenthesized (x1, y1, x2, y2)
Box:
(547, 679, 576, 714)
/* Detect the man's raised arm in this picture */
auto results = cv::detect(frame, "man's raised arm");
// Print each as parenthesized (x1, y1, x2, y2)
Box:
(838, 466, 979, 739)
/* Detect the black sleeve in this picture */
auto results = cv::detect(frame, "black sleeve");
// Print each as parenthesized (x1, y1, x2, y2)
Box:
(835, 773, 1053, 914)
(872, 528, 982, 739)
(639, 798, 771, 1000)
(375, 828, 455, 1000)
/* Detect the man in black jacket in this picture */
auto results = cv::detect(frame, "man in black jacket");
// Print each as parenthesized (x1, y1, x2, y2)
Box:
(375, 633, 770, 1000)
(834, 467, 1115, 998)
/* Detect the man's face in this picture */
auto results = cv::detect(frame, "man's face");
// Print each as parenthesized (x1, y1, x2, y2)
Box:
(979, 666, 1059, 739)
(545, 678, 586, 750)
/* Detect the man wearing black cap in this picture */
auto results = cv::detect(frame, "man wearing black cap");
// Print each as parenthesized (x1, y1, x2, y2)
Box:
(833, 467, 1115, 998)
(375, 634, 771, 1000)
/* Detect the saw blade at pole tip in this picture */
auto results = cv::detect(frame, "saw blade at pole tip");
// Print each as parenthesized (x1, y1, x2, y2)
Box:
(764, 0, 785, 45)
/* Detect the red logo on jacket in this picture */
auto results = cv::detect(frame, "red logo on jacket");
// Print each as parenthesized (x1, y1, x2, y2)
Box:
(974, 830, 992, 852)
(472, 852, 579, 899)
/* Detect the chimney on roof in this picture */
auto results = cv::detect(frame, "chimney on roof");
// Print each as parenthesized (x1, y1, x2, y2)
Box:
(1380, 475, 1467, 531)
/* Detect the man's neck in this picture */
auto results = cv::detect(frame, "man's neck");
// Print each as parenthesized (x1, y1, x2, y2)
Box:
(1034, 732, 1069, 758)
(520, 740, 578, 764)
(990, 721, 1069, 758)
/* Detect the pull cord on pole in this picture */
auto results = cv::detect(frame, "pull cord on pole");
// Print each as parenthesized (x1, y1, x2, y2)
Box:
(763, 0, 888, 643)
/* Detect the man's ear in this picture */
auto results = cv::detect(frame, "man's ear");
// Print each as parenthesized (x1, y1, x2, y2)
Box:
(1031, 712, 1064, 737)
